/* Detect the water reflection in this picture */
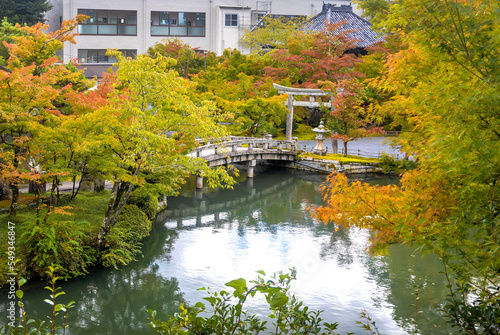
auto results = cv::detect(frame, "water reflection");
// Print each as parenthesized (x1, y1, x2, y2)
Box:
(0, 168, 450, 334)
(156, 169, 450, 334)
(0, 226, 183, 335)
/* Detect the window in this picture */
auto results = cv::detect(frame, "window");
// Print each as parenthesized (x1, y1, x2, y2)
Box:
(78, 49, 137, 64)
(151, 11, 206, 36)
(225, 14, 238, 27)
(78, 9, 137, 35)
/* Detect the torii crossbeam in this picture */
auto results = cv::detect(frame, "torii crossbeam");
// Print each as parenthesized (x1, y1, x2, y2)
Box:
(273, 83, 333, 141)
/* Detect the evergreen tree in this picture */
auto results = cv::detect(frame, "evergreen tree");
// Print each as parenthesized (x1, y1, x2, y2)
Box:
(0, 0, 52, 26)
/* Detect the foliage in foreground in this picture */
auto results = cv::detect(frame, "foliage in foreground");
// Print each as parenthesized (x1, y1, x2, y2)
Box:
(2, 269, 389, 335)
(1, 266, 75, 335)
(147, 269, 343, 335)
(313, 1, 500, 334)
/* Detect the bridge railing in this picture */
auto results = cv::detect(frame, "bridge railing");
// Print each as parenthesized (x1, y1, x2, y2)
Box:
(193, 137, 298, 158)
(383, 131, 401, 137)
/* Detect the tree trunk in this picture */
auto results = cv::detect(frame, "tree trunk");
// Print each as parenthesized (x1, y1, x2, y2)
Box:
(71, 176, 76, 199)
(343, 141, 348, 156)
(9, 147, 20, 218)
(97, 163, 140, 249)
(97, 180, 120, 248)
(71, 173, 85, 200)
(0, 179, 11, 200)
(9, 183, 18, 218)
(50, 176, 59, 206)
(114, 181, 129, 210)
(97, 181, 135, 249)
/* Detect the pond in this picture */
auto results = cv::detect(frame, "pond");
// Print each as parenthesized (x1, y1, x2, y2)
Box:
(0, 168, 452, 334)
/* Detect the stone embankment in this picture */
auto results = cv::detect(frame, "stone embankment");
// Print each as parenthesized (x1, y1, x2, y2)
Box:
(282, 157, 382, 175)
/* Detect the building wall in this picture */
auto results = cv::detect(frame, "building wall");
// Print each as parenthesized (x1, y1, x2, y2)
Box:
(46, 0, 354, 65)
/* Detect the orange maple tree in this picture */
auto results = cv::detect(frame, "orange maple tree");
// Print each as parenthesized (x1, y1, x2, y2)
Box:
(0, 15, 88, 217)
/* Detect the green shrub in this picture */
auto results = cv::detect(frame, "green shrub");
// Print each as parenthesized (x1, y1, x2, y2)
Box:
(113, 204, 152, 242)
(379, 153, 417, 174)
(101, 204, 151, 269)
(20, 220, 96, 279)
(127, 188, 159, 220)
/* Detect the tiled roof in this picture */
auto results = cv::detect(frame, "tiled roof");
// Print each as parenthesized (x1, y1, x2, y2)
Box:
(304, 4, 384, 48)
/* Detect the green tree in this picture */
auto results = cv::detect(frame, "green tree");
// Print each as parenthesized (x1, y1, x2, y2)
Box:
(93, 50, 235, 249)
(352, 0, 392, 31)
(240, 16, 308, 55)
(147, 38, 216, 77)
(0, 0, 52, 26)
(0, 18, 24, 66)
(192, 50, 288, 136)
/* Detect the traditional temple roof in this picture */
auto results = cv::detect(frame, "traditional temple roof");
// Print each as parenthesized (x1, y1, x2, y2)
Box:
(304, 4, 384, 48)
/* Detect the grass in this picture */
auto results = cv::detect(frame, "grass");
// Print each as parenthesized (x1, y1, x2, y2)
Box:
(0, 191, 109, 227)
(0, 191, 110, 286)
(298, 152, 380, 164)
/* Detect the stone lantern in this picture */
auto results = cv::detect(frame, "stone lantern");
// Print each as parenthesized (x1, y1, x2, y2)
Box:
(312, 121, 330, 155)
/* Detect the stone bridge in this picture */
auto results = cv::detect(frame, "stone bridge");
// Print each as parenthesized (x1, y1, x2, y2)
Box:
(190, 136, 298, 188)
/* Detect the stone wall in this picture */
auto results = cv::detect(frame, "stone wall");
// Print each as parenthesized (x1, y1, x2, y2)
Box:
(267, 157, 383, 175)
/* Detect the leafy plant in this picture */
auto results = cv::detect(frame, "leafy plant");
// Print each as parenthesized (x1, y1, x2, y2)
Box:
(112, 204, 151, 242)
(147, 269, 342, 334)
(357, 310, 381, 335)
(127, 187, 159, 220)
(20, 219, 96, 279)
(100, 204, 151, 269)
(443, 265, 500, 335)
(1, 266, 75, 335)
(378, 154, 417, 174)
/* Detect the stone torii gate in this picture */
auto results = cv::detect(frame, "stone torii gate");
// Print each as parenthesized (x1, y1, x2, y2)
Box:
(273, 83, 333, 141)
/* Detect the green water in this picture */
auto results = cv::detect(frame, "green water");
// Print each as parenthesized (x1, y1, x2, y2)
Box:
(1, 168, 452, 334)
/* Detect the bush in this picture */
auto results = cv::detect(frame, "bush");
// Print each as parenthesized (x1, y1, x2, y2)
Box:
(20, 220, 96, 279)
(113, 204, 151, 243)
(379, 153, 417, 174)
(101, 204, 151, 269)
(127, 188, 159, 220)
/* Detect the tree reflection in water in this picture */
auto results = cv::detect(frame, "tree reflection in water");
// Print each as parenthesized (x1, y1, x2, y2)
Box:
(160, 168, 451, 334)
(0, 168, 452, 334)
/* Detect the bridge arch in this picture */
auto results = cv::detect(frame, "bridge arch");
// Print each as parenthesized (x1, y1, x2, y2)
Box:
(190, 136, 298, 189)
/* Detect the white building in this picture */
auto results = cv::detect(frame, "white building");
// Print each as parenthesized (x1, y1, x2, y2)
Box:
(45, 0, 357, 75)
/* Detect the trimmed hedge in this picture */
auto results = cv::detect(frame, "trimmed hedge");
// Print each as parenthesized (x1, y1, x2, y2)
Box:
(113, 204, 152, 243)
(127, 188, 159, 220)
